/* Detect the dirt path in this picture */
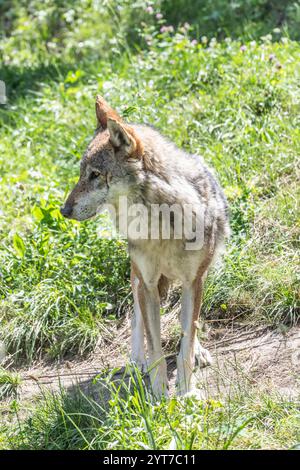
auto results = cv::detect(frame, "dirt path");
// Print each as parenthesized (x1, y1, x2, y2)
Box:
(199, 323, 300, 399)
(14, 314, 300, 404)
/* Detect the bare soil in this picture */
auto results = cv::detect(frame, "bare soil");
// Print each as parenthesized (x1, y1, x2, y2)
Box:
(12, 313, 300, 405)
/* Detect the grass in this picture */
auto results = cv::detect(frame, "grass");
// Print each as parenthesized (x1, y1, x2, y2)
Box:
(0, 368, 21, 400)
(0, 0, 299, 450)
(1, 366, 299, 450)
(161, 0, 300, 41)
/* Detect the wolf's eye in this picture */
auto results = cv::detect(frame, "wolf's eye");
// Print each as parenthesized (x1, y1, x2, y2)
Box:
(89, 170, 101, 180)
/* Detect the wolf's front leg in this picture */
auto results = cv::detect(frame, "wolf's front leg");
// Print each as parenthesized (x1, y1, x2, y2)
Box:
(130, 270, 147, 371)
(177, 276, 211, 397)
(137, 280, 168, 397)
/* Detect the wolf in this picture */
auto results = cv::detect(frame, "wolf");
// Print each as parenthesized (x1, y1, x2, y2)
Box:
(61, 96, 229, 397)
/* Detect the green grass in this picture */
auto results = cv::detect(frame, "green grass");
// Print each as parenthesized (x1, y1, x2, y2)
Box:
(1, 367, 299, 450)
(161, 0, 300, 41)
(0, 368, 21, 400)
(0, 0, 299, 451)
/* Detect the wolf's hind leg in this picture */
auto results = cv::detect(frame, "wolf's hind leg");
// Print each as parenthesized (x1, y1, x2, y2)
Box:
(130, 269, 146, 371)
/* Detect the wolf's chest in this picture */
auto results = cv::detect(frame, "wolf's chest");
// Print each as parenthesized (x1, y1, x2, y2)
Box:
(129, 239, 205, 285)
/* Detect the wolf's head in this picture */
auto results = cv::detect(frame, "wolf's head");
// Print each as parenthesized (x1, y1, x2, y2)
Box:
(60, 96, 144, 221)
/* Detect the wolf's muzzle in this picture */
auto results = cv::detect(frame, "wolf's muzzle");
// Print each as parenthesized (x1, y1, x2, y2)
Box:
(60, 204, 73, 218)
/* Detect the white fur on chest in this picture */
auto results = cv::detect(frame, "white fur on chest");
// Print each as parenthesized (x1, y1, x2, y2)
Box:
(129, 239, 205, 286)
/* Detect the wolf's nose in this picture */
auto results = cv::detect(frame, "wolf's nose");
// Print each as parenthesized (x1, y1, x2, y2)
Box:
(60, 204, 72, 218)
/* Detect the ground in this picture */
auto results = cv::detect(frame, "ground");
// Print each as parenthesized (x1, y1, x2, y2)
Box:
(14, 317, 300, 403)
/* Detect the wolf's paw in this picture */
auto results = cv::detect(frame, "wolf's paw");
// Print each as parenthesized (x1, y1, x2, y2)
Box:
(181, 388, 205, 401)
(129, 357, 148, 374)
(149, 361, 169, 399)
(195, 342, 213, 369)
(176, 374, 205, 400)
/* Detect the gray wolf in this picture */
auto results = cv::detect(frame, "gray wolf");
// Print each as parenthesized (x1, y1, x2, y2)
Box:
(61, 96, 229, 397)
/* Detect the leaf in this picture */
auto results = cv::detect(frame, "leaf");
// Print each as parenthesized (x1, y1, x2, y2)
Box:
(64, 69, 84, 84)
(122, 106, 138, 118)
(168, 397, 177, 414)
(32, 205, 44, 222)
(223, 417, 255, 450)
(13, 233, 26, 258)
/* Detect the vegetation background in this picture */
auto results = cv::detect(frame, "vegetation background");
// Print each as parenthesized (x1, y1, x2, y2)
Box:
(0, 0, 299, 450)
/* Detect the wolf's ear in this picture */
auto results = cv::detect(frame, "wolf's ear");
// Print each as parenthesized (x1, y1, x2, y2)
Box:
(95, 95, 122, 130)
(107, 118, 143, 158)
